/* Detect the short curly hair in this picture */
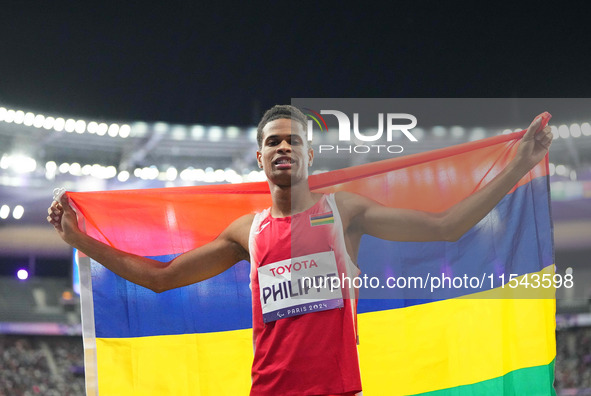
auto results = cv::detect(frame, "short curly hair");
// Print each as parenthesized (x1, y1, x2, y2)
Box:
(256, 105, 309, 149)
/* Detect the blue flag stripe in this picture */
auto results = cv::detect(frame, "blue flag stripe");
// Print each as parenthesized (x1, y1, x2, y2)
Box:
(92, 176, 551, 338)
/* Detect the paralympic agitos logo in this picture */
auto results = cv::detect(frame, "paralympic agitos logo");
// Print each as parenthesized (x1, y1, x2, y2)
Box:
(303, 108, 418, 154)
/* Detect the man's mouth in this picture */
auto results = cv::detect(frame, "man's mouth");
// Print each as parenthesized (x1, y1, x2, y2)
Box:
(274, 157, 294, 169)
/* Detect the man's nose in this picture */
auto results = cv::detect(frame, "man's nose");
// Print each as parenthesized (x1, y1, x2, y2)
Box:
(277, 140, 291, 152)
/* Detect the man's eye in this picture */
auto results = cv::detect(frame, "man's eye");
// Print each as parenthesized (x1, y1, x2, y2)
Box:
(267, 140, 278, 146)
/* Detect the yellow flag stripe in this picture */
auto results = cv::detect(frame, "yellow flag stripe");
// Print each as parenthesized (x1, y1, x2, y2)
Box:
(96, 330, 253, 395)
(358, 265, 556, 395)
(95, 265, 555, 395)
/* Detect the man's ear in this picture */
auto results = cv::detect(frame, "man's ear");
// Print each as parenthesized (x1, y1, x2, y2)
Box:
(256, 151, 263, 169)
(308, 147, 314, 167)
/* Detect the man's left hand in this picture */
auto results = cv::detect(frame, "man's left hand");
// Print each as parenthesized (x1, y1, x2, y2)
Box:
(515, 114, 553, 171)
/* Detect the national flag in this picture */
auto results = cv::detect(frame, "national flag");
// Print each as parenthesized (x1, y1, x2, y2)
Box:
(69, 123, 555, 395)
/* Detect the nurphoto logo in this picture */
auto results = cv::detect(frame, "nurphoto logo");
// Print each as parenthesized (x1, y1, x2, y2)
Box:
(304, 108, 418, 154)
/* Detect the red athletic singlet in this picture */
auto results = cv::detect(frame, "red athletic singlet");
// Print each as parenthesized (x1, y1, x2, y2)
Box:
(248, 194, 362, 396)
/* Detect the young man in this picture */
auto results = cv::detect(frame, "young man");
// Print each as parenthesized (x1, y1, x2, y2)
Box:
(48, 105, 553, 395)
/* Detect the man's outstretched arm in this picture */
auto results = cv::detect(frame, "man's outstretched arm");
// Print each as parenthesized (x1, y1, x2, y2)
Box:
(47, 194, 253, 293)
(338, 115, 553, 243)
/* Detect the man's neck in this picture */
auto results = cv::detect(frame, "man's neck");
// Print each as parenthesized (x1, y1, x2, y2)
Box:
(269, 180, 320, 218)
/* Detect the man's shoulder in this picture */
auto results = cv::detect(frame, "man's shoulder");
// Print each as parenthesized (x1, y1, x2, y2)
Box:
(230, 213, 256, 233)
(333, 191, 373, 225)
(334, 190, 387, 224)
(334, 191, 367, 209)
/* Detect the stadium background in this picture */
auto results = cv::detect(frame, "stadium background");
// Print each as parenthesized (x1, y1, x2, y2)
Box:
(1, 3, 591, 395)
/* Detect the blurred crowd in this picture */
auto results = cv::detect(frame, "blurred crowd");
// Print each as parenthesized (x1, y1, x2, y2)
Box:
(556, 326, 591, 393)
(0, 335, 84, 396)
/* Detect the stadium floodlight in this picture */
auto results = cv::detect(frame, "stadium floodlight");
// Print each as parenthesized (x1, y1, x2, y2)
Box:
(117, 170, 130, 182)
(411, 128, 424, 140)
(166, 167, 178, 181)
(4, 109, 15, 123)
(105, 166, 117, 179)
(43, 117, 55, 130)
(65, 119, 76, 133)
(0, 205, 9, 219)
(555, 164, 567, 176)
(214, 169, 225, 182)
(98, 123, 109, 136)
(154, 122, 168, 133)
(69, 162, 82, 176)
(180, 168, 192, 181)
(226, 126, 240, 139)
(10, 155, 37, 173)
(95, 124, 107, 136)
(33, 114, 45, 128)
(59, 163, 70, 173)
(558, 125, 569, 139)
(570, 170, 577, 181)
(87, 121, 98, 134)
(17, 269, 29, 280)
(570, 124, 582, 138)
(14, 110, 25, 124)
(469, 128, 486, 141)
(108, 124, 120, 137)
(191, 125, 205, 140)
(208, 126, 223, 142)
(24, 112, 35, 126)
(171, 126, 187, 140)
(450, 126, 465, 138)
(45, 161, 57, 172)
(432, 126, 446, 137)
(119, 124, 131, 138)
(75, 120, 86, 134)
(53, 117, 65, 131)
(12, 205, 24, 219)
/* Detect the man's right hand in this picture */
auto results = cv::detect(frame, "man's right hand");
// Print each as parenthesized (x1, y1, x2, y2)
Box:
(46, 190, 252, 293)
(47, 194, 82, 247)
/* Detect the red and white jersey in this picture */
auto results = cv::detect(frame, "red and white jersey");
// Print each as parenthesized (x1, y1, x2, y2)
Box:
(248, 194, 362, 396)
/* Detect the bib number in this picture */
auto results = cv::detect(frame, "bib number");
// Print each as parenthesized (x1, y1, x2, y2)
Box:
(258, 251, 344, 323)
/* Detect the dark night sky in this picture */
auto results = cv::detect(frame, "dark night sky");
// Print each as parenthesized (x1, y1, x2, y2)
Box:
(0, 3, 589, 126)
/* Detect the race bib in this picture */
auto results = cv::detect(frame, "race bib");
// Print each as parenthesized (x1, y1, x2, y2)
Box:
(258, 251, 344, 323)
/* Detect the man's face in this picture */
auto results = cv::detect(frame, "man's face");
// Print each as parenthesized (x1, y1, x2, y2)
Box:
(256, 118, 313, 187)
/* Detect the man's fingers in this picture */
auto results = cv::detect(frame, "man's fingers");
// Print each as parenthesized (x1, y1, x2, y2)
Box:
(48, 202, 63, 216)
(524, 112, 552, 140)
(59, 194, 72, 211)
(47, 215, 63, 232)
(535, 126, 551, 140)
(523, 116, 543, 140)
(47, 212, 60, 222)
(541, 133, 553, 147)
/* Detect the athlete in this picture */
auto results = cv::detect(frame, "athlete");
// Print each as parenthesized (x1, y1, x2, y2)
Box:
(47, 105, 553, 395)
